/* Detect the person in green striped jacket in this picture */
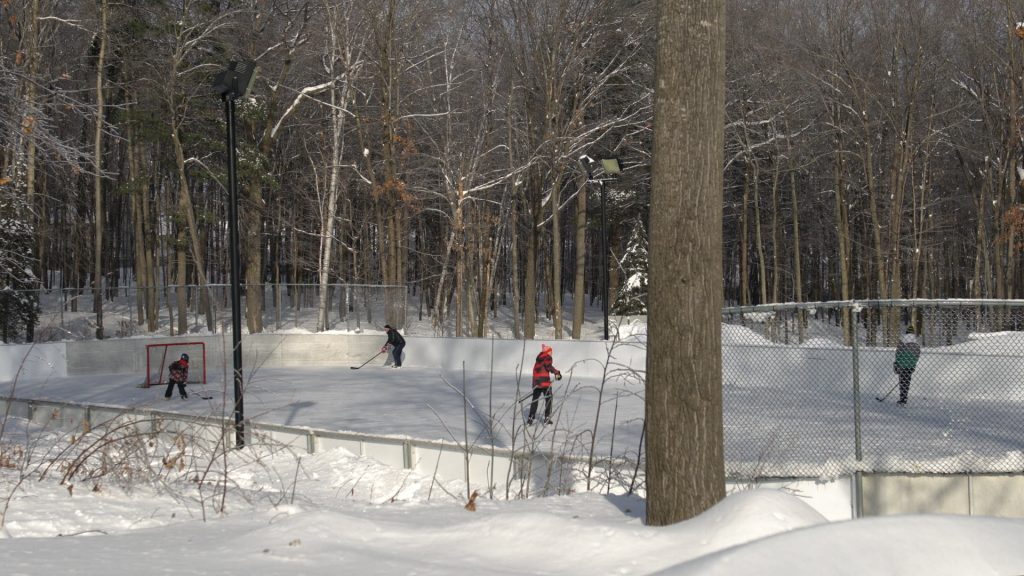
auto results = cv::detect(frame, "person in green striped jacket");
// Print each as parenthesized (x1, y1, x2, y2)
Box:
(893, 327, 921, 405)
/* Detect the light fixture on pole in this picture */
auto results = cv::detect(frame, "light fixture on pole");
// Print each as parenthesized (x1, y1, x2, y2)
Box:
(579, 155, 621, 341)
(212, 59, 258, 449)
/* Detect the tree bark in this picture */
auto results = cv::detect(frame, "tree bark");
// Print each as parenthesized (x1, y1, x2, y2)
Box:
(572, 174, 587, 339)
(784, 119, 804, 339)
(25, 0, 41, 296)
(92, 0, 108, 340)
(171, 129, 213, 331)
(646, 0, 726, 525)
(830, 102, 852, 345)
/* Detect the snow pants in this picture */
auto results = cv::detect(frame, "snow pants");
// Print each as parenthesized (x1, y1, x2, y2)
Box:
(165, 380, 187, 399)
(528, 386, 552, 422)
(896, 367, 914, 404)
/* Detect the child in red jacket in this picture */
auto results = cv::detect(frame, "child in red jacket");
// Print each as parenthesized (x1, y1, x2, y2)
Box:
(528, 344, 561, 424)
(164, 353, 190, 399)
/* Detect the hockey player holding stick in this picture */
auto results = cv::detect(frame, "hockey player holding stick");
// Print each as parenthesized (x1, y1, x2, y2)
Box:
(893, 327, 921, 405)
(382, 324, 406, 368)
(164, 353, 190, 400)
(527, 344, 561, 425)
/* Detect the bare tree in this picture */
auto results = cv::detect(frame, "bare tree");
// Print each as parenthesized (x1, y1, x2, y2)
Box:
(240, 0, 314, 334)
(92, 0, 108, 340)
(159, 1, 234, 334)
(315, 1, 365, 332)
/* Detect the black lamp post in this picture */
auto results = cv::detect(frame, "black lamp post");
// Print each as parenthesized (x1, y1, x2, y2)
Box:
(579, 156, 621, 341)
(212, 60, 258, 448)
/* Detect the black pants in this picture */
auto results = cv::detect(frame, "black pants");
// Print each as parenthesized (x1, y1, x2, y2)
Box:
(896, 367, 914, 403)
(165, 380, 187, 398)
(528, 386, 552, 422)
(391, 343, 405, 367)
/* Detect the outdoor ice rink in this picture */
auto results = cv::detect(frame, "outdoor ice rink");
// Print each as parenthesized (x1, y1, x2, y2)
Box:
(6, 324, 1024, 480)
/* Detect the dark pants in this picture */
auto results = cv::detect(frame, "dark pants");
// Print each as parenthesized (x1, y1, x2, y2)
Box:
(165, 380, 187, 398)
(896, 367, 914, 403)
(528, 386, 552, 422)
(391, 343, 405, 367)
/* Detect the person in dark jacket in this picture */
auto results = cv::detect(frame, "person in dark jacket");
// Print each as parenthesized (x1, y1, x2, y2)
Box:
(528, 344, 561, 425)
(382, 324, 406, 368)
(894, 327, 921, 405)
(164, 353, 190, 399)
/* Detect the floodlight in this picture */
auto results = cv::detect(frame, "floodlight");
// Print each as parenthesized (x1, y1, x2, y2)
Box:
(601, 158, 621, 175)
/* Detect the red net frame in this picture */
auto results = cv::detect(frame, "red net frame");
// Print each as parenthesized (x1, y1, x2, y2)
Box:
(144, 342, 207, 388)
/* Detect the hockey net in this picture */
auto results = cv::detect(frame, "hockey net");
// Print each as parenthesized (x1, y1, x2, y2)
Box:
(144, 342, 207, 387)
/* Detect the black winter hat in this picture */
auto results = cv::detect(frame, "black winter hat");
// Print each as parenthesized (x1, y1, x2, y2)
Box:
(384, 324, 392, 329)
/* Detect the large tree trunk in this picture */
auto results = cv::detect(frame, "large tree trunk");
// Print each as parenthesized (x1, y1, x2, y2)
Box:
(645, 0, 726, 526)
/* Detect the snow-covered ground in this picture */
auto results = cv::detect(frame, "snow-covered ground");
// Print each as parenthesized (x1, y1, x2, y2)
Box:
(4, 303, 1024, 573)
(2, 412, 1023, 575)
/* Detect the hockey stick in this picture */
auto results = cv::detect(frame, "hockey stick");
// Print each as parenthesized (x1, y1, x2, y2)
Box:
(875, 381, 899, 402)
(350, 350, 385, 370)
(177, 384, 213, 400)
(517, 375, 561, 403)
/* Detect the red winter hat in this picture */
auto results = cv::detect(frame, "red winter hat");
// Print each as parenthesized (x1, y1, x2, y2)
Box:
(541, 344, 552, 354)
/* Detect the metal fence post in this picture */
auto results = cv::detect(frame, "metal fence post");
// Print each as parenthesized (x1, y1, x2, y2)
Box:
(852, 304, 862, 462)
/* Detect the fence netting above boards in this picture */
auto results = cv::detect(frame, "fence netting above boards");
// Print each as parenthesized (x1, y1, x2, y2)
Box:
(720, 300, 1024, 478)
(1, 283, 407, 343)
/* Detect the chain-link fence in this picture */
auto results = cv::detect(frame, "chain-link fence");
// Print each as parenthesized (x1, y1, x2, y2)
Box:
(722, 299, 1024, 479)
(1, 283, 407, 343)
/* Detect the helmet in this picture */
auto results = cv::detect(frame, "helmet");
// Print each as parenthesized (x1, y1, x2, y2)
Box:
(181, 353, 190, 362)
(541, 344, 552, 354)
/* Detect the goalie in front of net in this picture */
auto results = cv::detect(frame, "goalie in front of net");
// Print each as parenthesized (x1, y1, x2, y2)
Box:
(164, 353, 190, 400)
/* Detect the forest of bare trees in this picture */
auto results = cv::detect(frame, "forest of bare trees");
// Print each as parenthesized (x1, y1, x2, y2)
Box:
(3, 0, 1024, 341)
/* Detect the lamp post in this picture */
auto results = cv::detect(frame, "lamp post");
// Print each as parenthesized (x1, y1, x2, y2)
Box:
(212, 60, 258, 449)
(579, 156, 621, 340)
